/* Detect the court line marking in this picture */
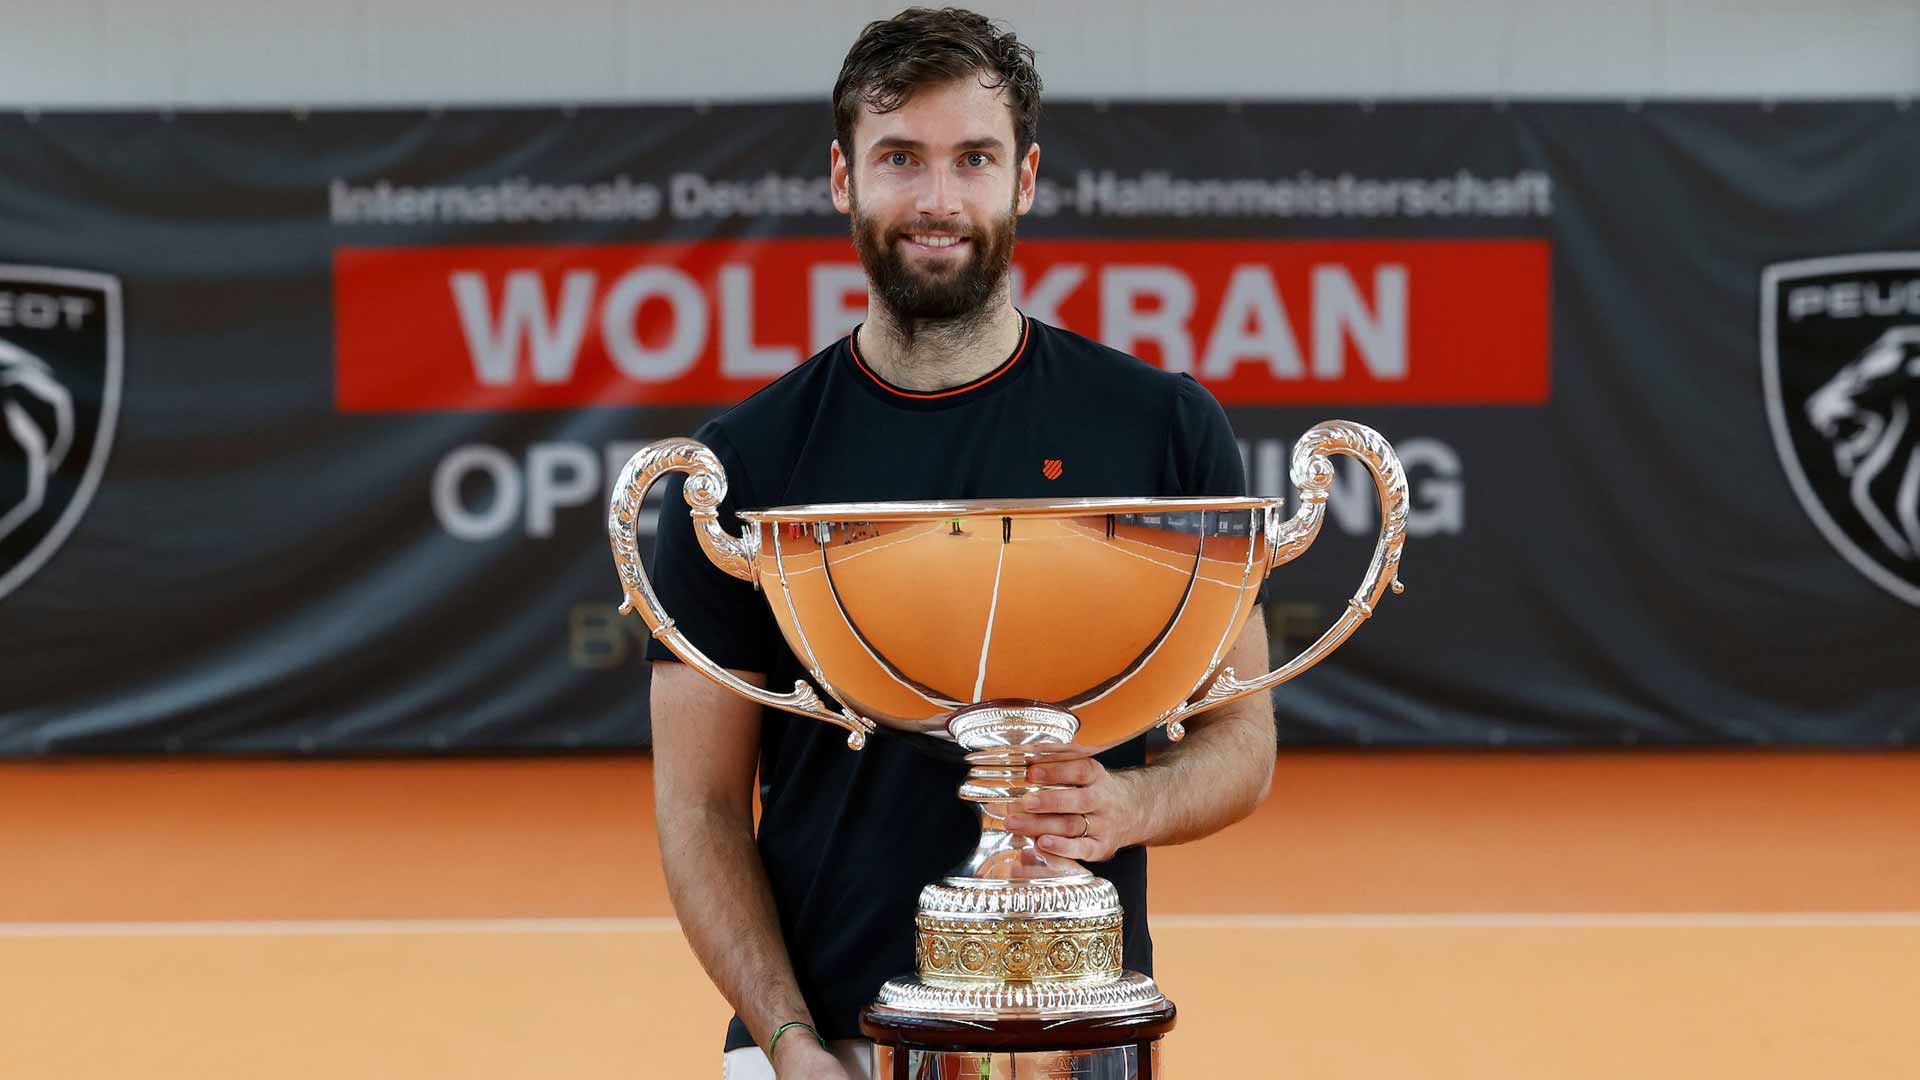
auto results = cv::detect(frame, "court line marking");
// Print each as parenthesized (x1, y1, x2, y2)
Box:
(776, 522, 942, 578)
(1151, 912, 1920, 929)
(0, 918, 685, 938)
(1068, 532, 1249, 589)
(971, 540, 1008, 702)
(3, 912, 1918, 938)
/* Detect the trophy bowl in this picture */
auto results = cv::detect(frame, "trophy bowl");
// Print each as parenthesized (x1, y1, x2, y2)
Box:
(609, 420, 1408, 1064)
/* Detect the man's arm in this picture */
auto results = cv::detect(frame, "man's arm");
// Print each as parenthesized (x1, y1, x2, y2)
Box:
(650, 662, 847, 1078)
(1002, 614, 1276, 859)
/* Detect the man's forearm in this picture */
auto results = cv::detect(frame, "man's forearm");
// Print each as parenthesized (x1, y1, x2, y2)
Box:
(1115, 696, 1274, 848)
(1114, 614, 1277, 848)
(658, 804, 815, 1051)
(1007, 617, 1279, 859)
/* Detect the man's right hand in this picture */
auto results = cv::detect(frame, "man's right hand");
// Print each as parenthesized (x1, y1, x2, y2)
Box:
(770, 1036, 855, 1079)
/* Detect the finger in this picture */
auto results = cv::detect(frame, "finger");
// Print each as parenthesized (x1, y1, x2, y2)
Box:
(1038, 833, 1111, 862)
(1025, 741, 1099, 762)
(1020, 786, 1095, 815)
(1003, 811, 1088, 838)
(1028, 758, 1104, 786)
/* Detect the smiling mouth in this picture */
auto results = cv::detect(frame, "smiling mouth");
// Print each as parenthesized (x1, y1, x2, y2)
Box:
(900, 233, 969, 251)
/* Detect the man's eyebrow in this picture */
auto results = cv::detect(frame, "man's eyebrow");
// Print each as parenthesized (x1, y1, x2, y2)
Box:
(951, 136, 1008, 153)
(869, 135, 1009, 154)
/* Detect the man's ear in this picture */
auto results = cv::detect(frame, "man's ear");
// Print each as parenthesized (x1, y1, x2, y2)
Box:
(830, 140, 853, 215)
(1015, 142, 1041, 215)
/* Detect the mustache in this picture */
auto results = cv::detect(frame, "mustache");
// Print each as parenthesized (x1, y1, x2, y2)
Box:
(886, 220, 975, 240)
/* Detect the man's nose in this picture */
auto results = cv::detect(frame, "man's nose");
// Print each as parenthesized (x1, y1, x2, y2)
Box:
(915, 169, 961, 217)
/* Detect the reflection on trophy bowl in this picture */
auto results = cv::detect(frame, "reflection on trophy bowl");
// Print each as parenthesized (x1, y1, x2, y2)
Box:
(609, 420, 1408, 1030)
(741, 497, 1274, 751)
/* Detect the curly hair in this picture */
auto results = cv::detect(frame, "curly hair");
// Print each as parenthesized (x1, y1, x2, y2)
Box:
(832, 7, 1043, 159)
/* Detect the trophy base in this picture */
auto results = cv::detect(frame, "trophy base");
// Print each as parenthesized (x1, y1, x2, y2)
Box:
(862, 995, 1175, 1079)
(870, 969, 1166, 1019)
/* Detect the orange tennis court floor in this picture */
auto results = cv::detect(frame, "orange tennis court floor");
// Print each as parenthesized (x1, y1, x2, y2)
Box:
(3, 751, 1916, 1078)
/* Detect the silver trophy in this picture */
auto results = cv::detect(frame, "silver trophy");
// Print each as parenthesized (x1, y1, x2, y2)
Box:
(610, 420, 1407, 1077)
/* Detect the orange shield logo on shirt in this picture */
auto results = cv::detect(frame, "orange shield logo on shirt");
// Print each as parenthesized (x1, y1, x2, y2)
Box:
(1042, 459, 1063, 480)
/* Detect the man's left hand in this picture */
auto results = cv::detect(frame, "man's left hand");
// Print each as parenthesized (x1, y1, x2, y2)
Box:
(1002, 752, 1139, 863)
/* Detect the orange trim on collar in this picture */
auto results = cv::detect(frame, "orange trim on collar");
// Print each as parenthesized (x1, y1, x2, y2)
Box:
(849, 316, 1031, 400)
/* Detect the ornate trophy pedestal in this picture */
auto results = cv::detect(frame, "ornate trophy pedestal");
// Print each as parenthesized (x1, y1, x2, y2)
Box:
(861, 701, 1177, 1077)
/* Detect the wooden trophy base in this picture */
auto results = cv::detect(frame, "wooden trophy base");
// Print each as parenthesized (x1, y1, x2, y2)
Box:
(860, 997, 1176, 1078)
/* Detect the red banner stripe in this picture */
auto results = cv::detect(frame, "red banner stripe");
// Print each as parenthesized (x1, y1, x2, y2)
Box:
(333, 237, 1549, 411)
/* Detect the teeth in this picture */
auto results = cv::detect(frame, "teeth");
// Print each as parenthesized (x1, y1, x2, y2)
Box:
(910, 234, 963, 248)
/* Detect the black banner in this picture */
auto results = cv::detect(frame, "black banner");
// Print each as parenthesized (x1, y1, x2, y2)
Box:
(2, 101, 1916, 753)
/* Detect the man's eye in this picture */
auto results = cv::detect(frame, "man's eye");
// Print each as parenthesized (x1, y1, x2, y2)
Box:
(965, 153, 989, 167)
(888, 152, 911, 166)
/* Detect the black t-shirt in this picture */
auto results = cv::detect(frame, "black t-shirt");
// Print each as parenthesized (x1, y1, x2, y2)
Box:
(643, 315, 1254, 1051)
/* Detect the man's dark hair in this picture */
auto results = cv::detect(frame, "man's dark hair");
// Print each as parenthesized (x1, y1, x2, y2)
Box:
(833, 7, 1042, 160)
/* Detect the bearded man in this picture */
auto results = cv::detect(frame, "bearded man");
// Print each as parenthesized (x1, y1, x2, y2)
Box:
(644, 9, 1277, 1077)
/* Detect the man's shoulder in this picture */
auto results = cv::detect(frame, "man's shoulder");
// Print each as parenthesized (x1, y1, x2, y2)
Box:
(1030, 318, 1151, 373)
(675, 338, 844, 508)
(1027, 318, 1214, 421)
(705, 337, 843, 439)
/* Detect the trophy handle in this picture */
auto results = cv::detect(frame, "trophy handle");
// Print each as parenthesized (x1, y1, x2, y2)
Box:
(609, 437, 876, 750)
(1158, 420, 1409, 741)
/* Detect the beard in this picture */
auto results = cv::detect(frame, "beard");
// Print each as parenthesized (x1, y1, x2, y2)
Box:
(850, 187, 1018, 332)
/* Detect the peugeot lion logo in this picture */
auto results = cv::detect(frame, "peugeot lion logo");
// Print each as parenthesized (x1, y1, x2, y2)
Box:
(1805, 328, 1920, 559)
(1762, 253, 1920, 606)
(0, 266, 122, 603)
(0, 342, 76, 543)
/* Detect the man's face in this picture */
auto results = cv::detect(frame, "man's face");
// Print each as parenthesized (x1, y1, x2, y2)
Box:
(831, 76, 1040, 322)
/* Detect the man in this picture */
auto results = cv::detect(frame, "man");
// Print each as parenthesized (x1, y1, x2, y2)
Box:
(645, 9, 1276, 1078)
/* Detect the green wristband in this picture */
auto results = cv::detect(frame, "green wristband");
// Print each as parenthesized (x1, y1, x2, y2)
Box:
(767, 1020, 825, 1058)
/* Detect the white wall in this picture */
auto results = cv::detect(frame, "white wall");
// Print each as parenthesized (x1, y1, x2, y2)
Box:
(2, 0, 1916, 106)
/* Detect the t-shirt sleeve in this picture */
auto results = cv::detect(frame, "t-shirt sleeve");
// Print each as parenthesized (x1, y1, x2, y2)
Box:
(1166, 373, 1271, 606)
(1165, 373, 1248, 499)
(639, 422, 776, 674)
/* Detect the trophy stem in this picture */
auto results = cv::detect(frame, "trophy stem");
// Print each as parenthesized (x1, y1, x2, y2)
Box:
(946, 700, 1089, 885)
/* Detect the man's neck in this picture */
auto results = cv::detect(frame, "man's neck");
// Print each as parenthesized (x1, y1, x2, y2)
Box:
(856, 293, 1023, 392)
